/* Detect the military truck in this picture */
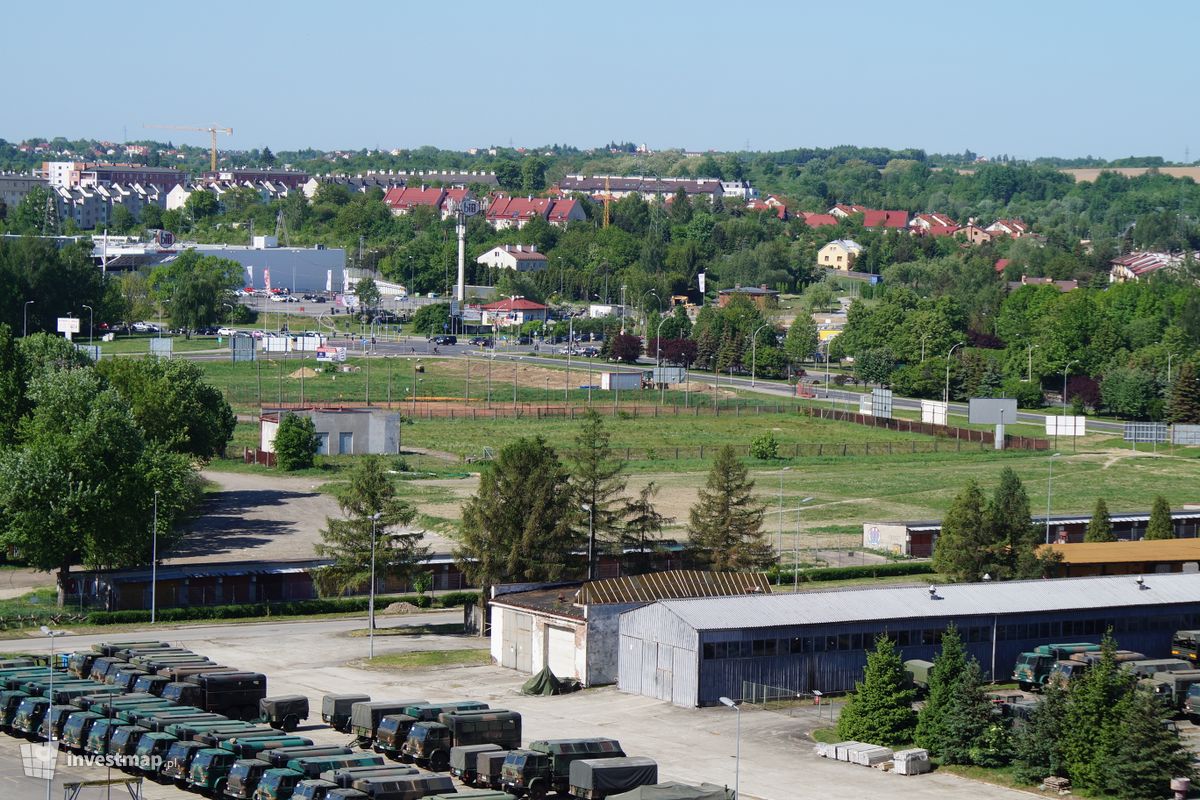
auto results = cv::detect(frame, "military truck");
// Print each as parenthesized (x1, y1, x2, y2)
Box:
(165, 719, 254, 741)
(475, 750, 512, 790)
(158, 664, 236, 683)
(13, 696, 52, 738)
(253, 767, 308, 800)
(321, 766, 418, 788)
(568, 757, 658, 800)
(162, 672, 267, 720)
(22, 676, 96, 696)
(2, 669, 52, 690)
(85, 718, 128, 756)
(160, 739, 209, 786)
(403, 710, 521, 771)
(133, 674, 172, 696)
(260, 695, 310, 732)
(188, 747, 241, 796)
(40, 703, 79, 741)
(132, 709, 218, 730)
(349, 772, 455, 798)
(1144, 669, 1200, 709)
(53, 685, 126, 706)
(291, 780, 338, 800)
(1047, 650, 1148, 687)
(108, 724, 151, 762)
(0, 689, 31, 729)
(450, 743, 503, 785)
(68, 651, 99, 678)
(372, 715, 418, 760)
(1012, 642, 1101, 689)
(108, 667, 150, 691)
(62, 711, 103, 752)
(902, 659, 934, 694)
(502, 739, 625, 798)
(322, 694, 370, 733)
(349, 700, 427, 748)
(1171, 629, 1200, 663)
(1123, 658, 1192, 678)
(223, 736, 315, 760)
(133, 731, 178, 774)
(92, 640, 168, 658)
(264, 746, 354, 769)
(226, 758, 277, 799)
(198, 727, 280, 747)
(284, 753, 385, 780)
(403, 700, 489, 721)
(90, 657, 132, 681)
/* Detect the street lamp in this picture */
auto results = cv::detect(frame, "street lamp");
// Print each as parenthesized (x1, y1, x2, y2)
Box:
(777, 467, 791, 584)
(750, 323, 770, 387)
(82, 304, 93, 347)
(40, 624, 66, 800)
(368, 511, 383, 659)
(150, 490, 159, 624)
(1026, 342, 1039, 383)
(582, 503, 596, 581)
(919, 331, 930, 363)
(718, 697, 741, 800)
(944, 342, 965, 404)
(793, 497, 814, 588)
(1045, 452, 1062, 544)
(23, 300, 34, 337)
(1062, 360, 1079, 417)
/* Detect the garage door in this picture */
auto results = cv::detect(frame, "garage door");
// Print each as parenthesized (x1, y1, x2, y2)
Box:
(547, 626, 576, 679)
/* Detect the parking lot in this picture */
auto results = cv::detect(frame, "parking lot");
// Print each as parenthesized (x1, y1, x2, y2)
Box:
(1, 612, 1041, 800)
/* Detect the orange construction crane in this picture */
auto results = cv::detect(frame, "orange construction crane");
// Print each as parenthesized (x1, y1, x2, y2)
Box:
(143, 123, 233, 170)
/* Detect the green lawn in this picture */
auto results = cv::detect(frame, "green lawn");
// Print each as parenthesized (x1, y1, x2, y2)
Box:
(99, 335, 225, 355)
(360, 649, 491, 670)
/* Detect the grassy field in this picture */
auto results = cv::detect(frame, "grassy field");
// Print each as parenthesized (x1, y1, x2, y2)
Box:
(360, 649, 491, 670)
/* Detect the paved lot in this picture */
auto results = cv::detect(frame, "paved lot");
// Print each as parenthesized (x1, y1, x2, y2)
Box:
(0, 613, 1038, 800)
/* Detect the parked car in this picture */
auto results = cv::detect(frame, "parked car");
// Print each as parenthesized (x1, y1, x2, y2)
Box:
(218, 327, 237, 336)
(581, 347, 600, 357)
(430, 336, 457, 346)
(131, 322, 159, 333)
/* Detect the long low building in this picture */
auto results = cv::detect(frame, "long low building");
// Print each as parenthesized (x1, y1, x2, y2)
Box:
(617, 572, 1200, 707)
(864, 508, 1200, 557)
(1042, 539, 1200, 577)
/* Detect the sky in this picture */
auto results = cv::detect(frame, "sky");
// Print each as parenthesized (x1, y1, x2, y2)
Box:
(4, 0, 1197, 161)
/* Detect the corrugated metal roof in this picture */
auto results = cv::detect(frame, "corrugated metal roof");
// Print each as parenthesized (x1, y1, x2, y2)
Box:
(1042, 539, 1200, 565)
(576, 570, 770, 605)
(648, 572, 1200, 632)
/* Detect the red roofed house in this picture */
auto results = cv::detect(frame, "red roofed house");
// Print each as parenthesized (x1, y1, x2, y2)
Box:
(480, 297, 550, 327)
(546, 198, 586, 226)
(800, 212, 838, 228)
(486, 195, 552, 230)
(439, 187, 474, 220)
(383, 185, 447, 215)
(828, 204, 868, 219)
(746, 195, 788, 220)
(957, 225, 992, 245)
(985, 219, 1030, 238)
(861, 209, 909, 229)
(910, 213, 958, 231)
(994, 258, 1011, 274)
(476, 244, 548, 272)
(1109, 251, 1188, 283)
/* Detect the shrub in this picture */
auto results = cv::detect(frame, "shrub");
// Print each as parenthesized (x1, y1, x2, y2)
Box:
(750, 432, 779, 460)
(274, 413, 318, 471)
(766, 561, 934, 584)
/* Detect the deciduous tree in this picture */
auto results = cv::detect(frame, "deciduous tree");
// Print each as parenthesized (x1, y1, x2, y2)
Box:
(274, 413, 318, 471)
(687, 445, 770, 570)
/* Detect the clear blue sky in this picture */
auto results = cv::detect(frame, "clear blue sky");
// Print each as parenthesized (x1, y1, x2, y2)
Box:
(4, 0, 1196, 160)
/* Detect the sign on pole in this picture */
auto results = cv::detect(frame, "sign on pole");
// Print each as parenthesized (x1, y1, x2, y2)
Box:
(1124, 422, 1168, 443)
(1172, 424, 1200, 445)
(231, 335, 255, 363)
(870, 388, 894, 419)
(1046, 416, 1086, 437)
(56, 317, 80, 341)
(858, 394, 873, 416)
(148, 338, 173, 358)
(921, 399, 948, 426)
(968, 398, 1018, 425)
(74, 344, 100, 362)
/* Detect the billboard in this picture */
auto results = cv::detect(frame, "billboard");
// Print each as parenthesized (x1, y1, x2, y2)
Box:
(920, 399, 948, 426)
(316, 346, 347, 363)
(652, 367, 686, 385)
(148, 338, 173, 357)
(859, 394, 874, 416)
(56, 317, 81, 338)
(1046, 416, 1086, 437)
(231, 335, 256, 363)
(1124, 422, 1168, 443)
(968, 398, 1017, 425)
(1173, 425, 1200, 446)
(870, 388, 894, 419)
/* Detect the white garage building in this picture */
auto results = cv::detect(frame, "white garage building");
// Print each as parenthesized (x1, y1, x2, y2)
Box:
(488, 571, 769, 687)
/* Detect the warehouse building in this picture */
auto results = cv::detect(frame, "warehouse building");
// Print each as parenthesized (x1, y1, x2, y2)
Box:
(864, 507, 1200, 557)
(617, 572, 1200, 707)
(1041, 539, 1200, 577)
(490, 571, 769, 687)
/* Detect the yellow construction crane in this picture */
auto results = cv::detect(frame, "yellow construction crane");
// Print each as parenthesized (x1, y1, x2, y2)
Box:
(143, 123, 233, 171)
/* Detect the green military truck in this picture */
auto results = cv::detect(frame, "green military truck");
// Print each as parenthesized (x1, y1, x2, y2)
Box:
(253, 768, 307, 800)
(321, 694, 370, 733)
(68, 651, 98, 679)
(160, 740, 209, 786)
(403, 710, 522, 772)
(188, 747, 240, 796)
(108, 724, 151, 763)
(0, 689, 30, 729)
(1047, 650, 1147, 688)
(1012, 642, 1100, 690)
(1122, 658, 1192, 678)
(109, 666, 151, 691)
(568, 757, 659, 800)
(348, 772, 455, 798)
(198, 727, 280, 747)
(226, 758, 277, 799)
(374, 700, 490, 758)
(502, 738, 626, 799)
(13, 696, 51, 738)
(903, 659, 935, 694)
(223, 736, 314, 760)
(162, 672, 268, 720)
(133, 674, 172, 696)
(475, 750, 512, 790)
(92, 641, 169, 658)
(133, 731, 178, 775)
(1143, 669, 1200, 709)
(1171, 629, 1200, 664)
(291, 779, 338, 800)
(349, 700, 427, 748)
(450, 743, 504, 785)
(284, 753, 385, 780)
(62, 711, 103, 752)
(265, 747, 354, 769)
(260, 695, 310, 732)
(40, 703, 79, 741)
(321, 766, 419, 788)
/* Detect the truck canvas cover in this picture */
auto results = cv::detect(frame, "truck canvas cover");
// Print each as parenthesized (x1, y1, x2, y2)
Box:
(352, 773, 455, 794)
(475, 750, 510, 778)
(569, 757, 658, 791)
(350, 700, 427, 732)
(261, 695, 309, 718)
(323, 694, 370, 718)
(609, 783, 732, 800)
(451, 743, 503, 771)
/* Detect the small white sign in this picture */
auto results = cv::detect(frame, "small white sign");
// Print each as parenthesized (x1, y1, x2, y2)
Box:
(1045, 416, 1086, 437)
(56, 317, 80, 339)
(921, 399, 948, 426)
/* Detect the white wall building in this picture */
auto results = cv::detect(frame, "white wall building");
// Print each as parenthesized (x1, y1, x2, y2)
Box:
(476, 244, 548, 272)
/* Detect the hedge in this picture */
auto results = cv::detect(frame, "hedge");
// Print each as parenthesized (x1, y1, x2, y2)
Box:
(86, 591, 481, 626)
(767, 561, 934, 585)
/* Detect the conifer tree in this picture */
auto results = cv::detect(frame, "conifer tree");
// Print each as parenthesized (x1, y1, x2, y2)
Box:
(620, 481, 673, 575)
(915, 624, 966, 754)
(835, 635, 917, 746)
(687, 445, 769, 570)
(1062, 636, 1133, 793)
(1013, 681, 1069, 784)
(941, 659, 1009, 766)
(567, 410, 628, 555)
(986, 467, 1042, 579)
(1085, 497, 1115, 543)
(1099, 688, 1194, 799)
(932, 479, 992, 581)
(1145, 495, 1174, 540)
(1165, 361, 1200, 424)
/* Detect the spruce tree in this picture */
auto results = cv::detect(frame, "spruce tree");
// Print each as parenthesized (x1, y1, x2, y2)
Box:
(986, 467, 1042, 579)
(620, 481, 673, 575)
(1145, 495, 1174, 540)
(1085, 497, 1115, 543)
(941, 659, 1009, 766)
(1099, 688, 1194, 799)
(1165, 361, 1200, 424)
(1012, 681, 1069, 785)
(915, 624, 966, 755)
(567, 410, 628, 556)
(1062, 636, 1134, 793)
(835, 635, 917, 746)
(687, 445, 770, 571)
(932, 479, 992, 581)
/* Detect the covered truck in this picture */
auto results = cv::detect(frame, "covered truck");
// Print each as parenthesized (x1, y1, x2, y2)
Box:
(451, 743, 503, 785)
(609, 784, 732, 800)
(569, 757, 658, 799)
(349, 700, 427, 747)
(322, 694, 371, 733)
(260, 695, 310, 732)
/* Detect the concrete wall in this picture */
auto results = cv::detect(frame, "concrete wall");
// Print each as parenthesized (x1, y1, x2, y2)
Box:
(861, 523, 911, 554)
(584, 602, 644, 686)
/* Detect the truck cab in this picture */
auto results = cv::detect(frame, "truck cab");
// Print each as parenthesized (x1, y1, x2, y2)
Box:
(188, 747, 239, 796)
(160, 740, 208, 786)
(291, 779, 337, 800)
(226, 757, 274, 799)
(133, 731, 178, 774)
(372, 714, 417, 759)
(62, 711, 102, 752)
(254, 768, 304, 800)
(13, 695, 51, 737)
(40, 704, 79, 741)
(1172, 630, 1200, 664)
(133, 674, 171, 696)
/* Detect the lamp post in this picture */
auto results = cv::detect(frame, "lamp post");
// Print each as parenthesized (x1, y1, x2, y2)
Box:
(750, 323, 770, 387)
(944, 342, 965, 404)
(1062, 360, 1079, 417)
(82, 304, 93, 347)
(776, 467, 791, 584)
(793, 497, 814, 589)
(40, 624, 65, 800)
(23, 300, 34, 337)
(150, 490, 159, 624)
(919, 332, 930, 363)
(656, 313, 669, 404)
(1168, 352, 1176, 384)
(1026, 342, 1039, 383)
(368, 511, 382, 658)
(718, 697, 741, 799)
(582, 503, 596, 581)
(1045, 452, 1062, 544)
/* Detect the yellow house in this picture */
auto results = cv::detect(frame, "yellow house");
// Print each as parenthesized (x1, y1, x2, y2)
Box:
(817, 239, 863, 271)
